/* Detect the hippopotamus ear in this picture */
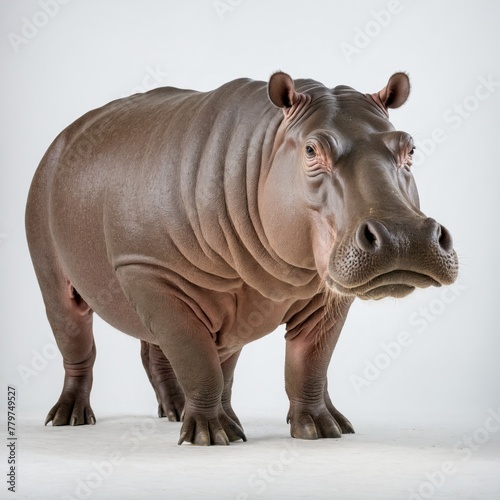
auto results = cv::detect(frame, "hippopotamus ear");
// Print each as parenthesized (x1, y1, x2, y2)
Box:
(268, 72, 300, 109)
(373, 72, 410, 110)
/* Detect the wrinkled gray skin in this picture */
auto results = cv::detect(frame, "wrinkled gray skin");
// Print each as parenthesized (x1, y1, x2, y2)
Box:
(25, 72, 458, 445)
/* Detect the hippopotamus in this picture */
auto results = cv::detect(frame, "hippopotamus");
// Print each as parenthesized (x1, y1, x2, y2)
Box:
(25, 71, 458, 445)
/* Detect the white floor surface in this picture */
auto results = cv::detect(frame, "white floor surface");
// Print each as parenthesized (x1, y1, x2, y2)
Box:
(4, 413, 500, 500)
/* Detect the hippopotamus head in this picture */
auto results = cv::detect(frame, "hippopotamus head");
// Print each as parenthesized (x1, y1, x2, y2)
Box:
(263, 72, 458, 300)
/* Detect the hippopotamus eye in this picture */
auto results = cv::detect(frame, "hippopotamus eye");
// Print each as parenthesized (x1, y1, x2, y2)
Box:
(305, 145, 316, 158)
(402, 145, 415, 168)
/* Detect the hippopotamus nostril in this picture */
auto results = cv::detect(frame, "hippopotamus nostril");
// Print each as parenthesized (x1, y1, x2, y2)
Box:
(364, 224, 377, 246)
(355, 220, 387, 253)
(424, 218, 454, 254)
(436, 223, 454, 254)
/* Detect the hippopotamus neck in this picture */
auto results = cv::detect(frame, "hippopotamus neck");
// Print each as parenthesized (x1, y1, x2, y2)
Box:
(195, 79, 321, 301)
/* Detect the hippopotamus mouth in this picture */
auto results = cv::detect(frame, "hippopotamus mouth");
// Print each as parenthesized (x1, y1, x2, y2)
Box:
(326, 270, 441, 300)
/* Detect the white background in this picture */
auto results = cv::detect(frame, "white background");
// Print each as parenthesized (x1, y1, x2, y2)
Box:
(1, 1, 499, 499)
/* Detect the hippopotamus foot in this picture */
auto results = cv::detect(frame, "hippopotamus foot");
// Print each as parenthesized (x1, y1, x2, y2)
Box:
(176, 350, 246, 444)
(286, 388, 354, 439)
(140, 341, 185, 421)
(286, 400, 342, 439)
(45, 341, 97, 426)
(176, 351, 248, 445)
(45, 373, 96, 426)
(178, 403, 247, 446)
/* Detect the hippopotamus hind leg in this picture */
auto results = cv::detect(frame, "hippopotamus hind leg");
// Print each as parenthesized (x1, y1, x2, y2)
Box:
(140, 341, 185, 421)
(26, 168, 96, 427)
(220, 350, 243, 428)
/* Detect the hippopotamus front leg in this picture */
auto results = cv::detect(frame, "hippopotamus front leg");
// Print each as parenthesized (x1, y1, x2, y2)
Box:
(285, 295, 354, 439)
(141, 342, 243, 429)
(140, 341, 185, 421)
(118, 266, 246, 445)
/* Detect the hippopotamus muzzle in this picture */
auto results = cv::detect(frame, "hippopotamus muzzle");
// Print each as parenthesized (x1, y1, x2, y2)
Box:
(326, 216, 458, 300)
